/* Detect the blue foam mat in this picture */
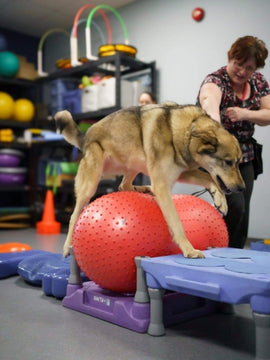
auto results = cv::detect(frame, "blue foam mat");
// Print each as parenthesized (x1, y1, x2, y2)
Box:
(18, 253, 70, 285)
(0, 250, 47, 279)
(0, 250, 88, 298)
(17, 252, 89, 298)
(175, 248, 270, 275)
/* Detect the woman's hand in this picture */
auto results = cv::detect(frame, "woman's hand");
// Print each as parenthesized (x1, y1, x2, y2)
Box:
(226, 96, 270, 126)
(225, 107, 248, 122)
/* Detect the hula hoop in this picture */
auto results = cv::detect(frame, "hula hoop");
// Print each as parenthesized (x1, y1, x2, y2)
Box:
(72, 4, 112, 42)
(71, 4, 112, 65)
(37, 28, 69, 76)
(71, 19, 106, 45)
(85, 5, 129, 60)
(38, 28, 69, 51)
(86, 4, 129, 44)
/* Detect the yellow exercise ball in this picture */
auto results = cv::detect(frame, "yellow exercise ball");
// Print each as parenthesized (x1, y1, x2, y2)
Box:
(13, 98, 35, 122)
(0, 91, 14, 119)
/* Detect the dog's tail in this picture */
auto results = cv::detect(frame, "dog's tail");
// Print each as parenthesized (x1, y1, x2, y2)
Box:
(54, 110, 84, 151)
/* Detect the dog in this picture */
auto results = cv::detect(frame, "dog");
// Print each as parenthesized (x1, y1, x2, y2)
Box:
(55, 104, 245, 258)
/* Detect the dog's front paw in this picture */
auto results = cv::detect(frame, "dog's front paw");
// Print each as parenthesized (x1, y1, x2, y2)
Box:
(209, 188, 228, 216)
(184, 248, 205, 258)
(213, 196, 228, 216)
(63, 244, 71, 258)
(216, 201, 228, 217)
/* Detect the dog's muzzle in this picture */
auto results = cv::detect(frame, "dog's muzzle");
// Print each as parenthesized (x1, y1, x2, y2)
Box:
(217, 175, 245, 194)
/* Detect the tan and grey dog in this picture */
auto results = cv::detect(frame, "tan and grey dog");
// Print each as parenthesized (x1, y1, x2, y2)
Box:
(55, 104, 245, 258)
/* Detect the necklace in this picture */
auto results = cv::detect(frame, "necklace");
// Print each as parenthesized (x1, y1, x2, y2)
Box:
(231, 81, 248, 101)
(240, 82, 248, 101)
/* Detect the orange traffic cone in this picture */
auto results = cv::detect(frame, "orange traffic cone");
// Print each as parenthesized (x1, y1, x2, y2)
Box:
(36, 190, 61, 234)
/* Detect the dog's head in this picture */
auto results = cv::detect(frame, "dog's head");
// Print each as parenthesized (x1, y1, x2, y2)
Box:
(189, 118, 245, 194)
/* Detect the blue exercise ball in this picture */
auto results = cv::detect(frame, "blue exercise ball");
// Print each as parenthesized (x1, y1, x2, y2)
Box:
(0, 51, 20, 78)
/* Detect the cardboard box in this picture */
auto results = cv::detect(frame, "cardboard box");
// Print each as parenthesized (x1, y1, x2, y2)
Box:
(15, 55, 39, 80)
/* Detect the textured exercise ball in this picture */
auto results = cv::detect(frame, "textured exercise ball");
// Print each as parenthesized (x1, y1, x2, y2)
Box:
(73, 192, 228, 293)
(13, 98, 35, 122)
(73, 192, 180, 293)
(172, 194, 228, 249)
(0, 92, 14, 119)
(0, 51, 19, 77)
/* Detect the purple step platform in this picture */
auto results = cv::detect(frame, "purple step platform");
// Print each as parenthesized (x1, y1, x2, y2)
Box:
(62, 281, 215, 333)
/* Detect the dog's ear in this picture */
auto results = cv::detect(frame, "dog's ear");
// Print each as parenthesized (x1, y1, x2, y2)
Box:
(191, 129, 218, 154)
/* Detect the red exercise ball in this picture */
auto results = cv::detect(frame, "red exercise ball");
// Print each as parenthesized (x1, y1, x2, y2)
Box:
(72, 192, 228, 293)
(172, 194, 228, 249)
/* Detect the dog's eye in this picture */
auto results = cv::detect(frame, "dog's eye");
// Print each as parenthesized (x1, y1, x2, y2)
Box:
(224, 160, 233, 166)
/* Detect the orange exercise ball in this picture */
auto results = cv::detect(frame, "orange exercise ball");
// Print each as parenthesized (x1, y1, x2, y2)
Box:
(13, 98, 35, 122)
(0, 91, 14, 119)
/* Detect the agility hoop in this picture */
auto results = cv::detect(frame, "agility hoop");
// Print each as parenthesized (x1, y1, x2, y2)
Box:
(71, 19, 106, 45)
(85, 4, 129, 60)
(37, 28, 69, 77)
(71, 4, 112, 66)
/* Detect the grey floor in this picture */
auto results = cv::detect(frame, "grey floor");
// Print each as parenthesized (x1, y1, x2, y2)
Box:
(0, 228, 256, 360)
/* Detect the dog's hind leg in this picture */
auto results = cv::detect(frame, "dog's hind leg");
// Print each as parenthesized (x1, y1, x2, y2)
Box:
(150, 169, 204, 258)
(134, 185, 153, 194)
(63, 143, 104, 257)
(119, 171, 138, 192)
(119, 171, 152, 193)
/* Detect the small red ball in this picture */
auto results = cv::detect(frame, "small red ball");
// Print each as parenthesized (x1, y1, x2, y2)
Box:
(192, 7, 204, 21)
(73, 192, 228, 293)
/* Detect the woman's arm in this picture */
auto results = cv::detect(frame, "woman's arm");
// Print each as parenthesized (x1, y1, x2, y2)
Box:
(226, 94, 270, 126)
(199, 83, 222, 122)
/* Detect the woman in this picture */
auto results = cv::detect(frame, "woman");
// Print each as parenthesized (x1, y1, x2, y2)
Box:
(198, 35, 270, 249)
(139, 91, 157, 105)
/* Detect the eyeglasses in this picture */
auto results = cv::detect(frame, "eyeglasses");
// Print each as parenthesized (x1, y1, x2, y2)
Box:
(232, 60, 256, 74)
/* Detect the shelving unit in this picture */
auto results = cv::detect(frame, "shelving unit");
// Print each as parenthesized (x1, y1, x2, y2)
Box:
(35, 53, 156, 228)
(0, 77, 37, 222)
(38, 53, 156, 121)
(0, 54, 156, 225)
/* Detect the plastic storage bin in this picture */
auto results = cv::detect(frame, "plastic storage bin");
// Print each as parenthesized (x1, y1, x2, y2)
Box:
(98, 78, 134, 109)
(50, 79, 79, 116)
(132, 81, 148, 106)
(81, 85, 99, 112)
(63, 89, 82, 114)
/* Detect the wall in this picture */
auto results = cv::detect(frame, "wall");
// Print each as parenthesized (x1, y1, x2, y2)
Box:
(44, 0, 270, 239)
(0, 26, 39, 65)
